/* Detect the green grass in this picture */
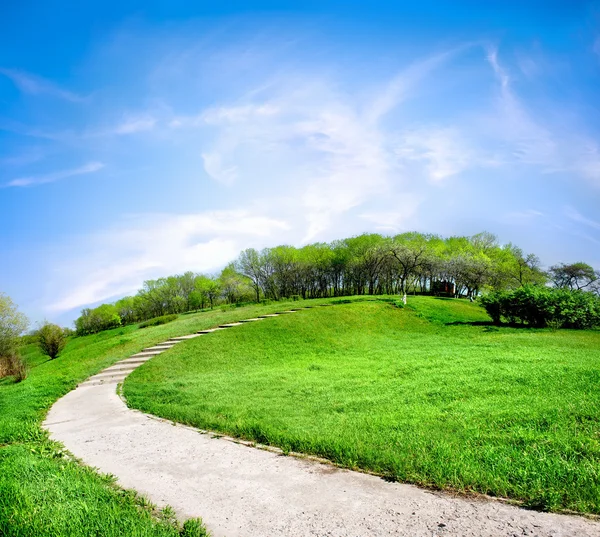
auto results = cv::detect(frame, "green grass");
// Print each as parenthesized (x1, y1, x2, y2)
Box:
(0, 299, 311, 536)
(123, 297, 600, 514)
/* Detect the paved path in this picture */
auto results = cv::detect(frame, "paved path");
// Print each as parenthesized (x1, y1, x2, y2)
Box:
(44, 310, 600, 537)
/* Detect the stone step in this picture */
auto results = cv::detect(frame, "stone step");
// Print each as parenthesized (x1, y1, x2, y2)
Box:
(143, 344, 176, 352)
(130, 350, 164, 358)
(169, 334, 202, 341)
(88, 370, 133, 381)
(257, 314, 280, 318)
(79, 378, 122, 387)
(219, 323, 243, 328)
(101, 363, 145, 373)
(238, 318, 263, 322)
(197, 328, 224, 334)
(117, 357, 152, 365)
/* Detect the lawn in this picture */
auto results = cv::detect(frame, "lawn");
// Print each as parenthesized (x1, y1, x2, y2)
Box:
(124, 297, 600, 514)
(0, 299, 310, 537)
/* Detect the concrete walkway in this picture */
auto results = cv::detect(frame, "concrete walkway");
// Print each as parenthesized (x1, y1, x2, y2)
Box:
(44, 310, 600, 537)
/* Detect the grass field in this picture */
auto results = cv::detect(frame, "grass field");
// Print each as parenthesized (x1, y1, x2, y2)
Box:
(0, 300, 308, 537)
(124, 297, 600, 514)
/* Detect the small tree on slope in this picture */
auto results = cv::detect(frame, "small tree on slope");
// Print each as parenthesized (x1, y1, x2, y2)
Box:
(38, 322, 67, 360)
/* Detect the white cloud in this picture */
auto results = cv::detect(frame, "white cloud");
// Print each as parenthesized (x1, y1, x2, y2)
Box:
(365, 47, 464, 123)
(201, 151, 239, 185)
(395, 128, 483, 182)
(192, 49, 463, 240)
(484, 47, 600, 186)
(0, 68, 86, 102)
(114, 116, 157, 134)
(203, 104, 279, 124)
(45, 211, 290, 313)
(6, 161, 104, 187)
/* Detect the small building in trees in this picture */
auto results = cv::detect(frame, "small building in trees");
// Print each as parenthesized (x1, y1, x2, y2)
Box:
(431, 280, 456, 297)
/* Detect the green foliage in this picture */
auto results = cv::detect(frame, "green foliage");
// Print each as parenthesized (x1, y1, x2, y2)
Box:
(480, 287, 600, 329)
(549, 262, 598, 291)
(37, 322, 68, 359)
(75, 304, 121, 335)
(138, 314, 178, 329)
(124, 298, 600, 514)
(76, 231, 585, 336)
(0, 293, 28, 358)
(180, 518, 210, 537)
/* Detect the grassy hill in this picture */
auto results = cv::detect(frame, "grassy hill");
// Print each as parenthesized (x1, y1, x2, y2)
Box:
(0, 299, 310, 537)
(123, 297, 600, 514)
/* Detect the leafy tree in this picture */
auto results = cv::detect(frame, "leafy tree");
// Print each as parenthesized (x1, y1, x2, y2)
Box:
(75, 304, 121, 335)
(236, 248, 263, 302)
(549, 262, 598, 291)
(38, 322, 68, 360)
(219, 263, 253, 304)
(0, 293, 28, 357)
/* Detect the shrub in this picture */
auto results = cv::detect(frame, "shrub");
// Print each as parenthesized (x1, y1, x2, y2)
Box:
(0, 353, 28, 382)
(480, 287, 600, 329)
(138, 314, 178, 329)
(38, 322, 68, 360)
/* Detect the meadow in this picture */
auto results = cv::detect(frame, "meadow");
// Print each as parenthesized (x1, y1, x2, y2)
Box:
(0, 300, 306, 536)
(123, 297, 600, 514)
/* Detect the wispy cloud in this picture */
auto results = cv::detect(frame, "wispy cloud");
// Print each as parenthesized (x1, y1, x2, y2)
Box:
(114, 115, 157, 134)
(0, 68, 86, 102)
(485, 46, 600, 186)
(0, 147, 46, 167)
(395, 127, 493, 182)
(45, 210, 290, 312)
(191, 48, 465, 240)
(6, 161, 104, 188)
(365, 46, 465, 123)
(504, 209, 544, 222)
(565, 206, 600, 231)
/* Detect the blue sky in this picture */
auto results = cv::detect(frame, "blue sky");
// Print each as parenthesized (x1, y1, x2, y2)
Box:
(1, 1, 599, 326)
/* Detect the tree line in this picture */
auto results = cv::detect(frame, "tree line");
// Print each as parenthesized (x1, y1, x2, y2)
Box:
(73, 231, 600, 335)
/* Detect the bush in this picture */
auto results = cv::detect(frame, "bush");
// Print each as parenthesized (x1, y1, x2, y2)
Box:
(38, 323, 68, 360)
(0, 353, 28, 382)
(138, 314, 178, 329)
(480, 287, 600, 329)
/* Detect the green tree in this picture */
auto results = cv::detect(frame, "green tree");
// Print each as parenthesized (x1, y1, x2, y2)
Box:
(549, 262, 598, 291)
(38, 322, 68, 360)
(0, 293, 28, 358)
(236, 248, 263, 302)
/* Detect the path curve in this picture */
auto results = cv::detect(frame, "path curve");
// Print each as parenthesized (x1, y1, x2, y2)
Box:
(44, 308, 600, 537)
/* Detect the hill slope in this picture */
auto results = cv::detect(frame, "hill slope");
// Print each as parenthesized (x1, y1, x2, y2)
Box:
(124, 297, 600, 514)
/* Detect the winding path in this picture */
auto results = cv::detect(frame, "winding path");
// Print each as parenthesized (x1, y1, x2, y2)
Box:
(44, 308, 600, 537)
